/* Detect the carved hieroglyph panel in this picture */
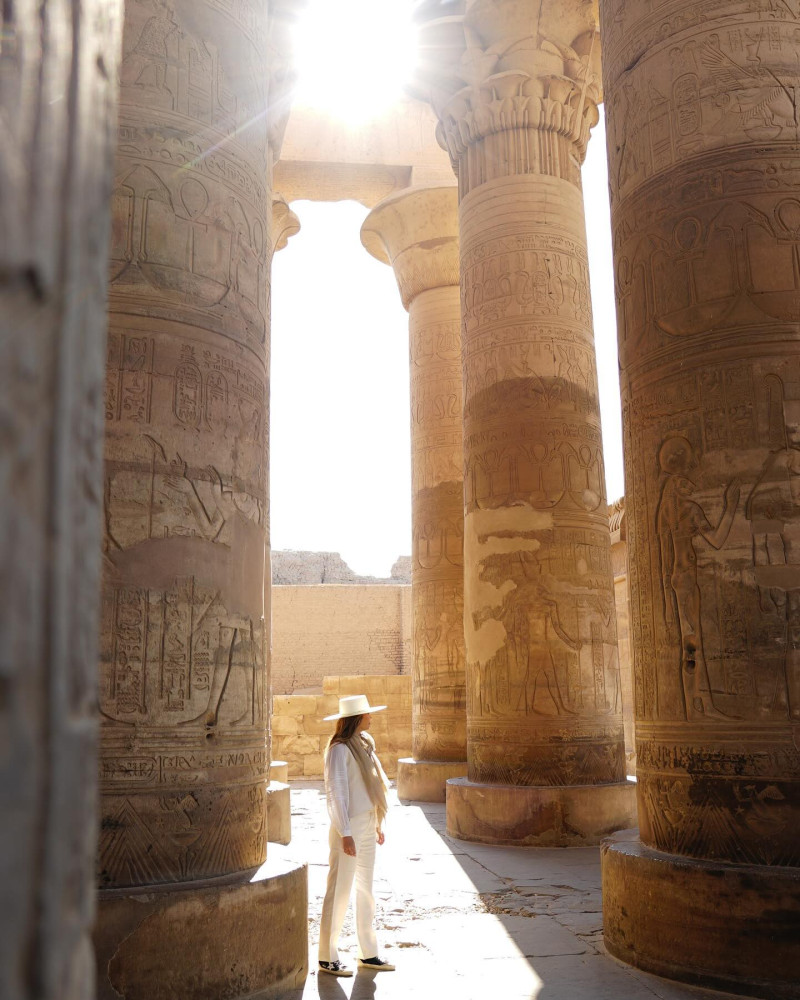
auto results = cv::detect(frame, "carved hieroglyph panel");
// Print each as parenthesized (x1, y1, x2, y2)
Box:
(100, 0, 272, 889)
(410, 292, 467, 760)
(0, 1, 123, 995)
(460, 172, 626, 787)
(602, 0, 800, 864)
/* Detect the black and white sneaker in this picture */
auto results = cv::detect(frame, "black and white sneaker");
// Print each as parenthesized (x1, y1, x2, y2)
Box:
(358, 956, 396, 972)
(319, 960, 353, 977)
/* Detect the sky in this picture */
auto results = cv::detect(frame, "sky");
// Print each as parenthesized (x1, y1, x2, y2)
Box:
(270, 1, 623, 578)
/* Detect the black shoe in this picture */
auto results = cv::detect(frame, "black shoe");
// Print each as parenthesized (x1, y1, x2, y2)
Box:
(358, 956, 396, 972)
(319, 960, 353, 977)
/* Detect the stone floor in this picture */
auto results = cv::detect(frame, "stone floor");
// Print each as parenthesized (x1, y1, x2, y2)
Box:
(274, 781, 740, 1000)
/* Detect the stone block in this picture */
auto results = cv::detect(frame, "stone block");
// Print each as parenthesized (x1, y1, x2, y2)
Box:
(397, 758, 468, 803)
(303, 755, 325, 777)
(270, 715, 300, 736)
(280, 695, 321, 717)
(269, 761, 289, 783)
(303, 714, 337, 737)
(94, 858, 308, 1000)
(266, 782, 291, 845)
(322, 677, 340, 695)
(282, 735, 320, 756)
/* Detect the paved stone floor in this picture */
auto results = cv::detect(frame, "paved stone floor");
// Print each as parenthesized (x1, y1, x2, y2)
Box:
(274, 781, 739, 1000)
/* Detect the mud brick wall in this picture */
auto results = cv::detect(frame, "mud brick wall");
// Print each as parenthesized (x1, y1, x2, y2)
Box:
(271, 675, 413, 780)
(271, 585, 412, 693)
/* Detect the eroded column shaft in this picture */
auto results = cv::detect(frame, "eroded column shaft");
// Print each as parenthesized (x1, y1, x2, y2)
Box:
(361, 186, 467, 784)
(409, 284, 467, 761)
(99, 0, 273, 889)
(599, 0, 800, 993)
(602, 0, 800, 868)
(0, 3, 122, 997)
(460, 168, 625, 785)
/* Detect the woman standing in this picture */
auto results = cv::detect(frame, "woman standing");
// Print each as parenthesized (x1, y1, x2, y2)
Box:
(318, 694, 396, 977)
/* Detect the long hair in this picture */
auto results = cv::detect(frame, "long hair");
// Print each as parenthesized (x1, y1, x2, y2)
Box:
(325, 712, 389, 828)
(327, 713, 363, 750)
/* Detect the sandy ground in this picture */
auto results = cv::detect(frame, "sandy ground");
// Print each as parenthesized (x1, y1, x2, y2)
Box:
(272, 781, 738, 1000)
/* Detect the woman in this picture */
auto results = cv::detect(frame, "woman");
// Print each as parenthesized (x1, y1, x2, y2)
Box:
(318, 694, 395, 977)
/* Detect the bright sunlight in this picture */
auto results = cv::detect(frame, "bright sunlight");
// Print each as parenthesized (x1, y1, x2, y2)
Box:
(291, 0, 419, 124)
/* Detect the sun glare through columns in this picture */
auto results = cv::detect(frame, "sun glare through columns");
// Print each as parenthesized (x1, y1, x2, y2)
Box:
(292, 0, 419, 124)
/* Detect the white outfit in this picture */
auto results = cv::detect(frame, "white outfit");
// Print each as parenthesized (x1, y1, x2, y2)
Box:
(318, 741, 387, 963)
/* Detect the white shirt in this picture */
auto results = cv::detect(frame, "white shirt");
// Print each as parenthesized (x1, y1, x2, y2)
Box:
(324, 741, 387, 837)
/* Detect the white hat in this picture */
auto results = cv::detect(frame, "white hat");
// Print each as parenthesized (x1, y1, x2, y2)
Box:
(324, 694, 387, 721)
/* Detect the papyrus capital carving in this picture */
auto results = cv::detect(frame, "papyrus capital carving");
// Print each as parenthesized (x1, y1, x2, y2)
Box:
(415, 0, 602, 172)
(361, 185, 459, 308)
(272, 195, 301, 254)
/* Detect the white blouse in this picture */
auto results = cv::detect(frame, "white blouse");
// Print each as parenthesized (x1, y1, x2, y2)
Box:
(324, 741, 387, 837)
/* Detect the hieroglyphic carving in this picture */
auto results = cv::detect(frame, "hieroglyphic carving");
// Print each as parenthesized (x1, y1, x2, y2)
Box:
(362, 187, 467, 763)
(414, 1, 626, 790)
(603, 0, 800, 862)
(100, 0, 272, 890)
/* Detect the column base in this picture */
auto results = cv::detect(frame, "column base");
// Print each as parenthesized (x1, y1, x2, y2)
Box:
(397, 757, 468, 802)
(267, 780, 291, 845)
(446, 777, 637, 846)
(602, 830, 800, 999)
(94, 856, 308, 1000)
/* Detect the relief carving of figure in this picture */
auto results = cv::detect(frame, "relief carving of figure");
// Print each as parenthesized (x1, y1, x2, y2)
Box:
(474, 550, 580, 717)
(121, 1, 180, 104)
(655, 436, 740, 719)
(746, 385, 800, 718)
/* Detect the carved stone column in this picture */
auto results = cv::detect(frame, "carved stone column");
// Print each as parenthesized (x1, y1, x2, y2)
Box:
(600, 1, 800, 995)
(362, 185, 468, 802)
(266, 193, 299, 844)
(415, 0, 636, 844)
(93, 3, 306, 998)
(0, 5, 122, 998)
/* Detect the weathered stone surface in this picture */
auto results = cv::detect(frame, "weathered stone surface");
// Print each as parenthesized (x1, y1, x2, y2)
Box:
(603, 0, 800, 870)
(267, 781, 291, 845)
(362, 186, 467, 797)
(99, 0, 277, 890)
(447, 778, 637, 847)
(609, 499, 636, 771)
(0, 3, 122, 998)
(271, 584, 412, 693)
(415, 0, 626, 843)
(94, 858, 308, 1000)
(272, 549, 411, 584)
(397, 759, 469, 803)
(600, 0, 800, 991)
(269, 760, 289, 783)
(602, 830, 800, 999)
(276, 98, 453, 206)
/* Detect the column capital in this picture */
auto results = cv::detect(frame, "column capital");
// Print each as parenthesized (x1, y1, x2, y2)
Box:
(272, 195, 300, 253)
(415, 0, 602, 168)
(361, 185, 458, 309)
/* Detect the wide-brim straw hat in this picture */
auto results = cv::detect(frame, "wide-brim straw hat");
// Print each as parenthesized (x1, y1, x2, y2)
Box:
(324, 694, 387, 721)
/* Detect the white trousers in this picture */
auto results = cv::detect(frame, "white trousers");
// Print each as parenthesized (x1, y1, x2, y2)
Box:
(318, 809, 378, 963)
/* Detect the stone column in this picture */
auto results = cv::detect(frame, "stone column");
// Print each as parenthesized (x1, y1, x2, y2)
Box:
(0, 5, 122, 998)
(93, 3, 306, 998)
(600, 1, 800, 995)
(362, 185, 468, 802)
(266, 194, 299, 845)
(415, 0, 636, 844)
